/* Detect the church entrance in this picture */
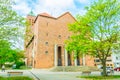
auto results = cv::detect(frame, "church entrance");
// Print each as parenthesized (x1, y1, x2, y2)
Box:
(68, 52, 71, 66)
(77, 56, 80, 66)
(57, 46, 62, 66)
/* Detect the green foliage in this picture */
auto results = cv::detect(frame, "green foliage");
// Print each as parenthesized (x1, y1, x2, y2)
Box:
(24, 20, 34, 44)
(0, 76, 33, 80)
(0, 40, 11, 64)
(0, 40, 24, 65)
(79, 75, 120, 80)
(66, 0, 120, 76)
(9, 50, 24, 63)
(0, 0, 25, 49)
(0, 0, 25, 67)
(16, 61, 25, 69)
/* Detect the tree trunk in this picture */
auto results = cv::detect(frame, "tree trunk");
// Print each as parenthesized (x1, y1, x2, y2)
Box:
(102, 60, 107, 76)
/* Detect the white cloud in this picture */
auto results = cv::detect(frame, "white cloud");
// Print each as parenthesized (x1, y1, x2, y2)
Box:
(13, 0, 31, 16)
(13, 0, 89, 17)
(33, 0, 76, 17)
(44, 0, 74, 8)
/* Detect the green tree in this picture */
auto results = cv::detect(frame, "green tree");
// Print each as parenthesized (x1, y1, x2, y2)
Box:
(0, 0, 25, 67)
(66, 0, 120, 76)
(0, 40, 24, 66)
(9, 49, 25, 69)
(0, 0, 25, 48)
(10, 50, 24, 63)
(0, 40, 11, 64)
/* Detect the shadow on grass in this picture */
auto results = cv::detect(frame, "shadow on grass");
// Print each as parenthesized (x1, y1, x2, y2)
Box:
(77, 75, 120, 80)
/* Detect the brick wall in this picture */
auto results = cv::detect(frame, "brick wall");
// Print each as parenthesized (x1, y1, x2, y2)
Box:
(25, 12, 95, 69)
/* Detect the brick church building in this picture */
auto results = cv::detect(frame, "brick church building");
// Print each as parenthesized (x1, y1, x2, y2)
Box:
(25, 12, 94, 69)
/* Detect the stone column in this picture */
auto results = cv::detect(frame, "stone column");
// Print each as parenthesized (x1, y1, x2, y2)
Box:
(74, 50, 77, 66)
(83, 54, 85, 66)
(65, 49, 68, 66)
(74, 59, 77, 66)
(32, 49, 35, 68)
(54, 44, 58, 66)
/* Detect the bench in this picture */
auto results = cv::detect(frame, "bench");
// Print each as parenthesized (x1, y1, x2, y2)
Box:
(7, 71, 23, 76)
(82, 71, 91, 75)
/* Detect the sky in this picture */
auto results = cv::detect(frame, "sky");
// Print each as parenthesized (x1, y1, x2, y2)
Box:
(12, 0, 93, 17)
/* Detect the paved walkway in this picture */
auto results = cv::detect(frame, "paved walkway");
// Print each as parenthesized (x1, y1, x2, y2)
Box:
(31, 69, 82, 80)
(0, 69, 84, 80)
(30, 69, 103, 80)
(0, 69, 120, 80)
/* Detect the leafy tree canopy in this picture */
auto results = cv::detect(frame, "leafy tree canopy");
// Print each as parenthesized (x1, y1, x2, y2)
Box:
(0, 0, 25, 49)
(0, 40, 24, 64)
(0, 0, 25, 65)
(66, 0, 120, 76)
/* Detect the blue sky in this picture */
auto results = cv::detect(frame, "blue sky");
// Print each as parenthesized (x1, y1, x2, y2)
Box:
(13, 0, 93, 17)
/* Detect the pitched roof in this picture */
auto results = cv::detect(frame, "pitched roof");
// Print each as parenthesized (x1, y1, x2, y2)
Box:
(39, 13, 54, 18)
(34, 12, 76, 23)
(57, 12, 76, 21)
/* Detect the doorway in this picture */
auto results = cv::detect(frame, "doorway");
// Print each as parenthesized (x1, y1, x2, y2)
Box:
(57, 46, 62, 66)
(68, 52, 71, 66)
(77, 56, 80, 66)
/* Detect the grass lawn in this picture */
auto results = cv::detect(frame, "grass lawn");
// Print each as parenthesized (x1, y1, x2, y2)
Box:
(0, 76, 33, 80)
(77, 75, 120, 80)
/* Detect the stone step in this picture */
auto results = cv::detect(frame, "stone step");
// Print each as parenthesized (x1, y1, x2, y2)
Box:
(50, 66, 100, 72)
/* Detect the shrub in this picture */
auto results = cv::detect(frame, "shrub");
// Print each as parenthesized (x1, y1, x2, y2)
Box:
(16, 61, 25, 69)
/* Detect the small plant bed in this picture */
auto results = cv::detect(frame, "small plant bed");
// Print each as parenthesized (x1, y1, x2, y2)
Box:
(0, 76, 33, 80)
(77, 75, 120, 80)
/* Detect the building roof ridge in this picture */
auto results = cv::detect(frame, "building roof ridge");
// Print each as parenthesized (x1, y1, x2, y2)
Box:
(56, 12, 76, 21)
(34, 12, 76, 23)
(39, 12, 55, 18)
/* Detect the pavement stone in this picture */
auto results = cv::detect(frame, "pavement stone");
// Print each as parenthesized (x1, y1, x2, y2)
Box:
(0, 69, 120, 80)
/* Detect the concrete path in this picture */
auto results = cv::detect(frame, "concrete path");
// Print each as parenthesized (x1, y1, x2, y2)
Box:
(30, 69, 102, 80)
(30, 69, 82, 80)
(0, 69, 84, 80)
(0, 69, 120, 80)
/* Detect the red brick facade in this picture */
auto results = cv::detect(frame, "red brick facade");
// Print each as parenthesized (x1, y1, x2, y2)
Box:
(25, 12, 94, 69)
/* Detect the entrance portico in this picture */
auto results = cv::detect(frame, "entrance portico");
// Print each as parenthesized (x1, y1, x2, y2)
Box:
(54, 44, 81, 66)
